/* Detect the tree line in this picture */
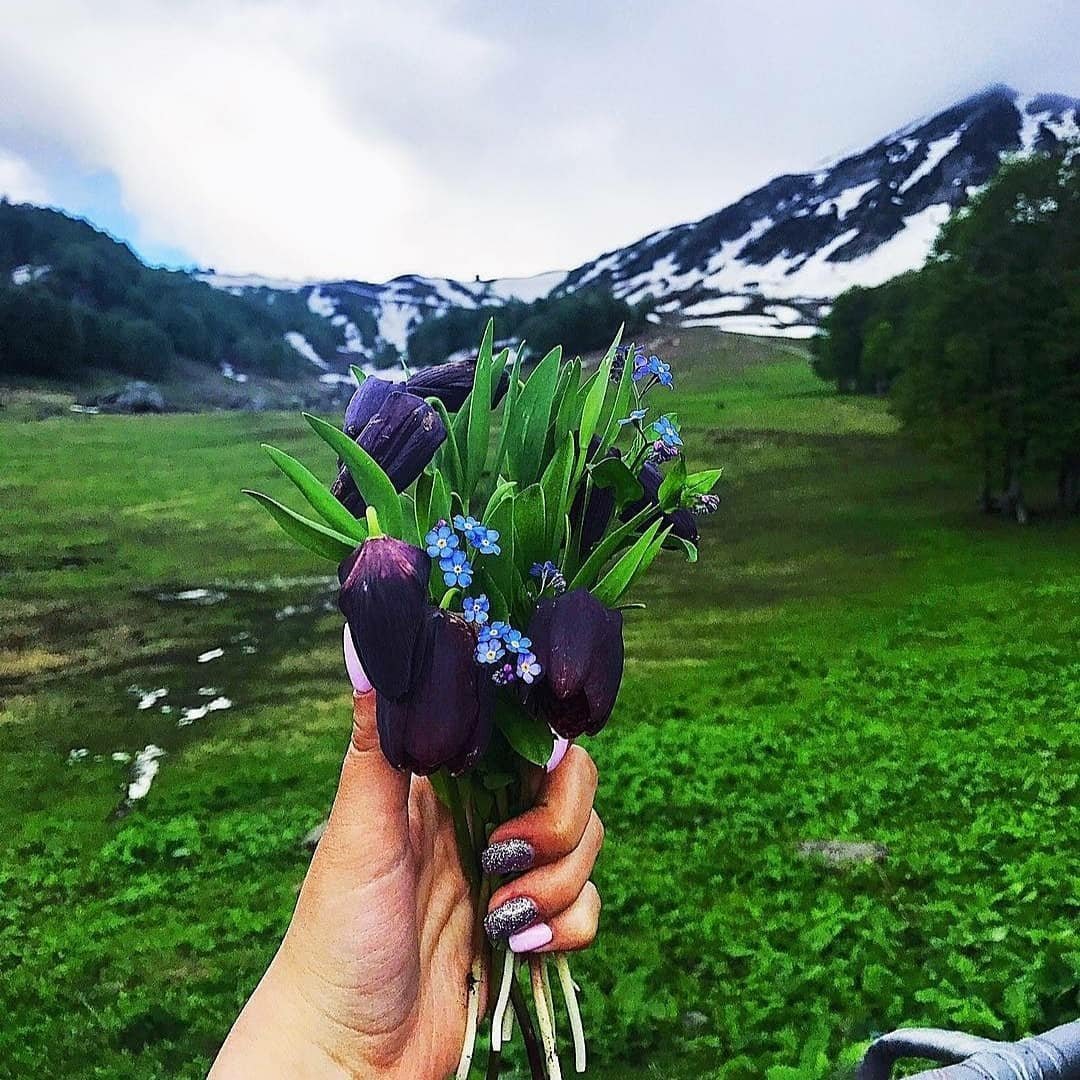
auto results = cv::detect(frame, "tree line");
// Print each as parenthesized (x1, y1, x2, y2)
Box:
(407, 287, 651, 368)
(0, 201, 333, 381)
(812, 148, 1080, 521)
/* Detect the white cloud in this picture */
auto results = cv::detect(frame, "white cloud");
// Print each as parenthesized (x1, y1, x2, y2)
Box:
(0, 0, 1077, 281)
(0, 149, 50, 204)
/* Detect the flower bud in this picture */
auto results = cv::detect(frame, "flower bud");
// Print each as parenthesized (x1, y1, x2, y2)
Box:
(338, 536, 431, 700)
(406, 360, 510, 412)
(344, 377, 395, 439)
(376, 609, 493, 775)
(332, 390, 447, 515)
(624, 460, 699, 545)
(526, 588, 624, 738)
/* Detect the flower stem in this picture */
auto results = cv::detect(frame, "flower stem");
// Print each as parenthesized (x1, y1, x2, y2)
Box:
(445, 776, 479, 893)
(554, 954, 587, 1073)
(455, 954, 483, 1079)
(364, 505, 383, 538)
(530, 956, 562, 1080)
(509, 978, 545, 1079)
(490, 947, 515, 1052)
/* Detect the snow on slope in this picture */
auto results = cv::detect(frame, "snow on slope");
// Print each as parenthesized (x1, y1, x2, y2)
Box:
(198, 85, 1079, 351)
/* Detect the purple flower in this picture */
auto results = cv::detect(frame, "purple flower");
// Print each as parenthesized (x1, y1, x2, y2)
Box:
(343, 377, 395, 439)
(376, 610, 492, 775)
(332, 391, 447, 515)
(492, 662, 517, 686)
(338, 537, 431, 701)
(650, 439, 680, 463)
(694, 493, 721, 515)
(405, 360, 510, 412)
(526, 588, 624, 738)
(623, 460, 699, 545)
(570, 441, 621, 555)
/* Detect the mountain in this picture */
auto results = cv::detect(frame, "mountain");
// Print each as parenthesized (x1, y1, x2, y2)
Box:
(4, 84, 1078, 393)
(199, 84, 1080, 354)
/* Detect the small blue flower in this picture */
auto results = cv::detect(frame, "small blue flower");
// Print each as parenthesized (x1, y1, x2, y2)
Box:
(652, 415, 683, 448)
(463, 594, 490, 624)
(516, 652, 542, 684)
(647, 355, 674, 388)
(453, 513, 481, 534)
(479, 620, 509, 642)
(475, 639, 505, 665)
(473, 528, 501, 555)
(439, 551, 473, 588)
(502, 627, 532, 654)
(530, 560, 558, 579)
(631, 346, 650, 381)
(617, 408, 648, 427)
(425, 523, 460, 559)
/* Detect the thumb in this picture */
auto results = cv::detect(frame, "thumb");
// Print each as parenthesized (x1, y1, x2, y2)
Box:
(317, 690, 412, 877)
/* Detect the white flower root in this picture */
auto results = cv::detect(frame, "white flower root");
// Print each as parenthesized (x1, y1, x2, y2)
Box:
(555, 953, 587, 1073)
(490, 947, 516, 1052)
(455, 954, 483, 1080)
(530, 955, 563, 1080)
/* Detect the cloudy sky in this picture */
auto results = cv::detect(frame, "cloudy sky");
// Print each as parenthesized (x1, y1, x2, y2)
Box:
(1, 0, 1077, 282)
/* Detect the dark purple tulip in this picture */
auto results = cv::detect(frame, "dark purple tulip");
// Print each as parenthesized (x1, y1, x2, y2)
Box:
(344, 376, 396, 439)
(338, 537, 431, 701)
(405, 360, 510, 412)
(332, 390, 447, 515)
(570, 443, 621, 555)
(526, 588, 624, 738)
(623, 461, 699, 545)
(376, 609, 493, 775)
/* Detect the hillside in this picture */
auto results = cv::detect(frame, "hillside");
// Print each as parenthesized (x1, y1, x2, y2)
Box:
(2, 84, 1077, 392)
(200, 84, 1080, 347)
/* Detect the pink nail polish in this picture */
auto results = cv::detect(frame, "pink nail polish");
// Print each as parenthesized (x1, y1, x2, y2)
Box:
(343, 624, 373, 694)
(508, 922, 553, 953)
(546, 735, 570, 773)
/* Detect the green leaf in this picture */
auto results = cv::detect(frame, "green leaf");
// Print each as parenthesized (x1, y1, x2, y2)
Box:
(464, 318, 495, 497)
(540, 434, 576, 555)
(414, 470, 434, 538)
(244, 490, 357, 562)
(349, 364, 366, 388)
(494, 702, 552, 767)
(303, 413, 405, 537)
(657, 456, 688, 512)
(552, 357, 582, 450)
(426, 396, 465, 495)
(512, 346, 562, 485)
(592, 519, 665, 606)
(483, 478, 517, 522)
(577, 335, 618, 464)
(588, 456, 644, 508)
(492, 344, 525, 475)
(566, 503, 657, 590)
(683, 467, 724, 499)
(513, 484, 547, 572)
(262, 444, 367, 541)
(429, 469, 452, 530)
(667, 534, 699, 563)
(398, 493, 421, 546)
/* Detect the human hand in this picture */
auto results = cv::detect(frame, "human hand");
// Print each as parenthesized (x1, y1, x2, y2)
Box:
(210, 690, 603, 1079)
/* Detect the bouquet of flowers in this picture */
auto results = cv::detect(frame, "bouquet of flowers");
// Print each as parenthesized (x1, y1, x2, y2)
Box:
(247, 321, 721, 1078)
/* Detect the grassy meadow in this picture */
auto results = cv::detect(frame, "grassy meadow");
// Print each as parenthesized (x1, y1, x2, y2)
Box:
(1, 330, 1078, 1078)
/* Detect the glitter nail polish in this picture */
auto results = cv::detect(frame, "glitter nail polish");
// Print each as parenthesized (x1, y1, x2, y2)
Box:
(483, 896, 540, 941)
(481, 839, 535, 876)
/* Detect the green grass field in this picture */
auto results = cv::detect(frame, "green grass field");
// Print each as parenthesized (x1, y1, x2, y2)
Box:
(1, 331, 1078, 1079)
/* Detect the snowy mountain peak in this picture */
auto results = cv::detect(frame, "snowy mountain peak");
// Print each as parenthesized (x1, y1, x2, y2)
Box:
(201, 85, 1079, 361)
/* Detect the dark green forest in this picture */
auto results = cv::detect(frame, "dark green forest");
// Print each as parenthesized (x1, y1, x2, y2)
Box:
(812, 148, 1080, 520)
(0, 201, 335, 380)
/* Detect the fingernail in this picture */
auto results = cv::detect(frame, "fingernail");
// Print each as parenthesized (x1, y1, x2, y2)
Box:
(481, 839, 535, 876)
(509, 922, 553, 953)
(546, 735, 570, 773)
(343, 624, 373, 694)
(484, 896, 540, 941)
